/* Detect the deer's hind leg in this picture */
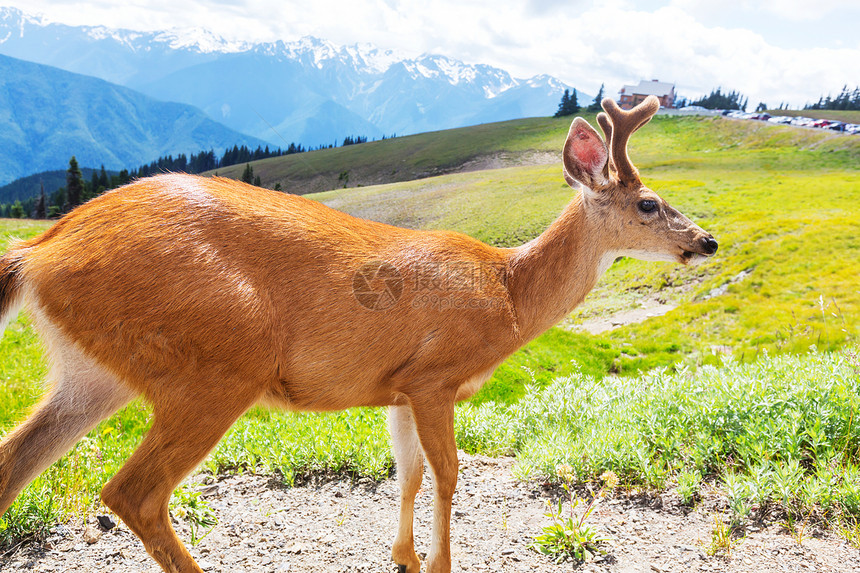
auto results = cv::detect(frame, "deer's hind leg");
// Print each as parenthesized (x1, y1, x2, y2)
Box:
(0, 346, 136, 516)
(100, 379, 260, 573)
(409, 393, 458, 573)
(389, 404, 425, 573)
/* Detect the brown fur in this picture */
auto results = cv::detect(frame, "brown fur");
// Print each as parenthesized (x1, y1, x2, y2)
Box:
(0, 98, 715, 573)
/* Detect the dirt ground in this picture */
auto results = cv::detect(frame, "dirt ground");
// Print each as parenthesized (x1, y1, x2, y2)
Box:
(2, 453, 858, 572)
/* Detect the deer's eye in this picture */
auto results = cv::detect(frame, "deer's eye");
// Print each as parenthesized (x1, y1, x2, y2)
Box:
(638, 199, 658, 213)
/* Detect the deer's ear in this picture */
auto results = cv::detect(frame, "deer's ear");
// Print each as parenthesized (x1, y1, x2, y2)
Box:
(562, 117, 609, 191)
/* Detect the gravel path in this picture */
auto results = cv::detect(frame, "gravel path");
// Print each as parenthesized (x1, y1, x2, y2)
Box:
(2, 453, 858, 572)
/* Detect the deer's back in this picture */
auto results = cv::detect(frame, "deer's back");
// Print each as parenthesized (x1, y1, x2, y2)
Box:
(17, 175, 520, 409)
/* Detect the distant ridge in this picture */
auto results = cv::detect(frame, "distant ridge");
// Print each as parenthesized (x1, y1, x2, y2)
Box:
(0, 53, 268, 185)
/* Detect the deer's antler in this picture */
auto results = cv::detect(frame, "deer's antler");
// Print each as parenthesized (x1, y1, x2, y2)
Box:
(597, 95, 660, 185)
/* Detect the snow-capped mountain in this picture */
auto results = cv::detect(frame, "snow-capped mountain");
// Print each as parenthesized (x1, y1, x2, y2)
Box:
(0, 7, 588, 148)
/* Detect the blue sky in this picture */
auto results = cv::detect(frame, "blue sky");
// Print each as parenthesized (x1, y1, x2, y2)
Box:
(3, 0, 858, 107)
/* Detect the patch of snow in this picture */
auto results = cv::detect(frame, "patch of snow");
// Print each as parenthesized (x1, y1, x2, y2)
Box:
(159, 28, 248, 53)
(431, 56, 477, 85)
(344, 43, 403, 74)
(403, 60, 439, 80)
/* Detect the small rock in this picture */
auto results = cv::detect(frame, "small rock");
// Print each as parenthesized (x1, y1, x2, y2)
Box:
(83, 526, 101, 545)
(197, 484, 220, 497)
(500, 548, 515, 555)
(96, 515, 116, 530)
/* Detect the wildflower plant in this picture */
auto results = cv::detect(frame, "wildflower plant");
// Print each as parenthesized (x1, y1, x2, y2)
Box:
(529, 465, 613, 563)
(169, 486, 218, 546)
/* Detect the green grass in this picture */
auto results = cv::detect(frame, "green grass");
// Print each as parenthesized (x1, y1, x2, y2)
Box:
(459, 348, 860, 528)
(1, 114, 860, 545)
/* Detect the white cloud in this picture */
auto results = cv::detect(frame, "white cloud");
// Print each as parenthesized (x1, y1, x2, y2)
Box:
(2, 0, 858, 107)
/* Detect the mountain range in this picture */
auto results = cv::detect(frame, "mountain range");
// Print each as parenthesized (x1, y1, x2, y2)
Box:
(0, 52, 268, 185)
(0, 7, 586, 150)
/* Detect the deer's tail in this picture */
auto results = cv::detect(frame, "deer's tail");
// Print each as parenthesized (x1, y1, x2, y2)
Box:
(0, 250, 26, 336)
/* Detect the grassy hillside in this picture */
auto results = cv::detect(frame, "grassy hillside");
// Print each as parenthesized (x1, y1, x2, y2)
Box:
(207, 116, 566, 195)
(209, 110, 858, 196)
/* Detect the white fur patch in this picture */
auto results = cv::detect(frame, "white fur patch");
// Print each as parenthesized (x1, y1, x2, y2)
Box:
(0, 283, 24, 340)
(597, 251, 620, 276)
(617, 249, 679, 264)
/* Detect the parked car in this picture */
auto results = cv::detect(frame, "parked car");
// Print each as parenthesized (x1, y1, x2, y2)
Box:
(768, 116, 792, 124)
(845, 124, 860, 134)
(812, 119, 833, 128)
(827, 122, 845, 132)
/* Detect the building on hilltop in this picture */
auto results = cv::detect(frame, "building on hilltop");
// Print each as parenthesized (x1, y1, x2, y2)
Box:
(618, 79, 675, 110)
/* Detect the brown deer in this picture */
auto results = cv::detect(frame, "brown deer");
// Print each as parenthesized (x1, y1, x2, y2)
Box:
(0, 96, 716, 573)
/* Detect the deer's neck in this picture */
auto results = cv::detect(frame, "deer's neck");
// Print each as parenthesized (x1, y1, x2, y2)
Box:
(507, 194, 610, 342)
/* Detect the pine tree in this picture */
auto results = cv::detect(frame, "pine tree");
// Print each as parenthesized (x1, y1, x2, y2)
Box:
(66, 156, 84, 210)
(554, 89, 580, 117)
(9, 200, 24, 219)
(99, 165, 109, 189)
(691, 88, 748, 111)
(52, 187, 66, 211)
(804, 86, 860, 111)
(241, 163, 254, 184)
(554, 90, 571, 118)
(253, 175, 261, 187)
(587, 84, 605, 112)
(34, 181, 46, 219)
(569, 89, 580, 115)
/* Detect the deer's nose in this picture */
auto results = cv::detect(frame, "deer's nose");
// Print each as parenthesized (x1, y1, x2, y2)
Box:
(701, 236, 718, 255)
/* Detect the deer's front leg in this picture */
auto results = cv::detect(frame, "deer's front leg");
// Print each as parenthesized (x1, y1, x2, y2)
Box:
(389, 405, 425, 573)
(409, 395, 458, 573)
